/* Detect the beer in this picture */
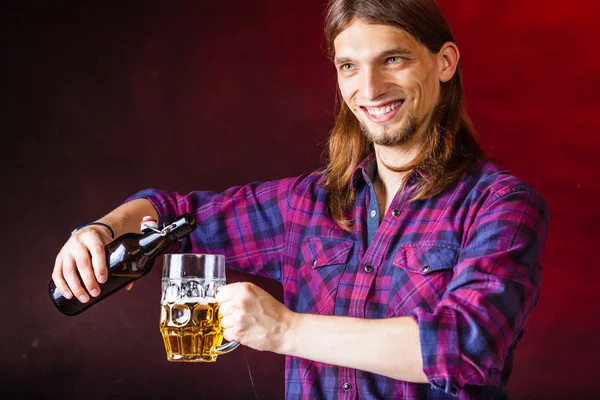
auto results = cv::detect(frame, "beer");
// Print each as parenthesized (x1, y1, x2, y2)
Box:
(160, 254, 239, 362)
(160, 296, 224, 362)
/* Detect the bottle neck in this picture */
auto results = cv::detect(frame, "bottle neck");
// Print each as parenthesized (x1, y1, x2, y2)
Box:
(139, 231, 177, 259)
(138, 214, 196, 259)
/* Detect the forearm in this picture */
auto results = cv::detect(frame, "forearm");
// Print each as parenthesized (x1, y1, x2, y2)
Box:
(96, 198, 158, 237)
(282, 313, 428, 383)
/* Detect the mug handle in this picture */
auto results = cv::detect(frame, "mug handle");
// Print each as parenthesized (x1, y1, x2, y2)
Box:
(214, 340, 240, 355)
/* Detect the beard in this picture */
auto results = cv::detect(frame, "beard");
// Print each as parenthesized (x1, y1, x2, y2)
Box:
(361, 114, 420, 147)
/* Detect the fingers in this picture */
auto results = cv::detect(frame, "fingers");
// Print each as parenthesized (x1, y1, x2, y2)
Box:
(70, 241, 100, 299)
(220, 314, 236, 330)
(216, 283, 287, 352)
(215, 282, 238, 304)
(62, 254, 90, 303)
(84, 236, 108, 284)
(220, 310, 243, 343)
(218, 300, 235, 320)
(52, 254, 72, 299)
(217, 283, 257, 319)
(218, 284, 248, 340)
(124, 283, 135, 291)
(51, 227, 111, 303)
(216, 282, 253, 304)
(222, 322, 240, 343)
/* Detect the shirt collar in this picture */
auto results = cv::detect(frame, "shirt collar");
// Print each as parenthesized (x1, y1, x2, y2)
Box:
(351, 153, 420, 192)
(351, 153, 376, 191)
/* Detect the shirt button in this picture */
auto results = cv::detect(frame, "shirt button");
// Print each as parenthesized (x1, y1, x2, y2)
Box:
(392, 209, 400, 217)
(312, 259, 317, 266)
(422, 265, 430, 273)
(364, 264, 374, 273)
(369, 210, 377, 218)
(343, 382, 351, 391)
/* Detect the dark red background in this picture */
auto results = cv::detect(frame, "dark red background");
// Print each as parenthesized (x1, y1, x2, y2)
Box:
(1, 0, 598, 399)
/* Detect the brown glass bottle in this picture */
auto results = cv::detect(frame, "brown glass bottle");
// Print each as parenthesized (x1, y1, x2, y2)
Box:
(49, 213, 197, 316)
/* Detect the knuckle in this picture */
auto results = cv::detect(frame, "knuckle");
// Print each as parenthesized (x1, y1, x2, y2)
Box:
(62, 268, 75, 280)
(91, 243, 105, 255)
(71, 233, 86, 245)
(236, 329, 246, 340)
(74, 235, 92, 249)
(75, 256, 91, 269)
(86, 229, 100, 238)
(239, 282, 253, 294)
(85, 228, 111, 244)
(82, 278, 96, 288)
(61, 246, 75, 259)
(233, 313, 244, 325)
(238, 297, 251, 309)
(63, 274, 79, 287)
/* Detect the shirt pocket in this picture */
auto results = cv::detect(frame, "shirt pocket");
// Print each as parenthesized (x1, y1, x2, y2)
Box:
(296, 237, 353, 315)
(388, 243, 459, 316)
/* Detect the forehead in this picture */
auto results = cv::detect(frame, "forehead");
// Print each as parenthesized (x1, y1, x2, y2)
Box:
(333, 19, 423, 58)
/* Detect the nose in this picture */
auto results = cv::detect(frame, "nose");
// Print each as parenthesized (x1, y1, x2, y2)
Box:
(361, 67, 388, 101)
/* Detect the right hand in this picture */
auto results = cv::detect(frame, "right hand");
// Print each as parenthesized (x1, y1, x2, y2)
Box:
(52, 225, 133, 303)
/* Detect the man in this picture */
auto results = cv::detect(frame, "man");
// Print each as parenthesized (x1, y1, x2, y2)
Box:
(52, 0, 549, 398)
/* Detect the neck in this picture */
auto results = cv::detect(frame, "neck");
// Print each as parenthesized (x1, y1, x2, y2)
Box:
(372, 143, 419, 216)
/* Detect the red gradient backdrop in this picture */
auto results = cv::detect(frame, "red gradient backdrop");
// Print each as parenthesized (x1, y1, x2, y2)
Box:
(1, 1, 598, 399)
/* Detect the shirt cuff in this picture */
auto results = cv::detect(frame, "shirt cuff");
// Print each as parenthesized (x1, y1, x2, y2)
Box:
(410, 307, 461, 397)
(123, 188, 177, 228)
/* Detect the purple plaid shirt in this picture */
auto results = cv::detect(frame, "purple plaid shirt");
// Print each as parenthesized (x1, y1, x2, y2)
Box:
(128, 154, 549, 400)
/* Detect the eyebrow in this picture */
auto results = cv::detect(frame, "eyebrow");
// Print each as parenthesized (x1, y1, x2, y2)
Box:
(334, 48, 414, 65)
(380, 48, 414, 58)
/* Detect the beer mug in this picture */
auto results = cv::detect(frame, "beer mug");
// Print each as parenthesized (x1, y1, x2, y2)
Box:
(160, 253, 239, 362)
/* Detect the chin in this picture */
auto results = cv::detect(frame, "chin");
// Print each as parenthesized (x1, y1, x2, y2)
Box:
(363, 121, 417, 147)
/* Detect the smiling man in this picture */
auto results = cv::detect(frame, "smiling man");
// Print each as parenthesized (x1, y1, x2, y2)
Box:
(335, 20, 447, 148)
(52, 0, 549, 399)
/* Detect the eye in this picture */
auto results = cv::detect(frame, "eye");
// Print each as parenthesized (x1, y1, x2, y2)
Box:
(339, 63, 355, 71)
(386, 56, 404, 64)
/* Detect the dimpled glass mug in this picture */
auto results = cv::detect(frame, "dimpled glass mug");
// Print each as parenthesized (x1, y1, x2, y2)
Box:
(160, 253, 239, 362)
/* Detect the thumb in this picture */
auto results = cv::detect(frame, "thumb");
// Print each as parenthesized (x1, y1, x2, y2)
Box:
(125, 282, 135, 291)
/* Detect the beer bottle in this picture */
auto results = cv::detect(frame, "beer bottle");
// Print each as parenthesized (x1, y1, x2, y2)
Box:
(49, 213, 197, 316)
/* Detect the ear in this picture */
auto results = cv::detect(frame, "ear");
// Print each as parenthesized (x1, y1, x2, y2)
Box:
(438, 42, 460, 83)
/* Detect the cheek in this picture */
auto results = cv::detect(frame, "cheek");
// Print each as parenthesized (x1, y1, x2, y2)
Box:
(412, 72, 440, 110)
(394, 71, 423, 98)
(422, 82, 440, 111)
(425, 65, 443, 96)
(337, 76, 357, 108)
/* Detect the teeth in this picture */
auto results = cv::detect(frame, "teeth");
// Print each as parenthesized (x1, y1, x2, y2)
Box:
(366, 101, 402, 117)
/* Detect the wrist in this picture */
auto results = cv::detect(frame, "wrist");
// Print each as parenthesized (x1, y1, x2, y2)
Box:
(71, 221, 115, 239)
(278, 309, 303, 356)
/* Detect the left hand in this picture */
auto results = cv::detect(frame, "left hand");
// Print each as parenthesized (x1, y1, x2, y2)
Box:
(216, 282, 294, 353)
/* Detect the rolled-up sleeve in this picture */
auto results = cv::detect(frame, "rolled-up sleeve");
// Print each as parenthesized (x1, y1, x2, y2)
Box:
(124, 176, 303, 282)
(410, 186, 550, 397)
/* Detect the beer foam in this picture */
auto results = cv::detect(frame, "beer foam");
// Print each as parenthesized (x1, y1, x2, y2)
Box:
(176, 296, 217, 305)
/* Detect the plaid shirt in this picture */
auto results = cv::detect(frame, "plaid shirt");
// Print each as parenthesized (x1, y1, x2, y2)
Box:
(128, 154, 549, 400)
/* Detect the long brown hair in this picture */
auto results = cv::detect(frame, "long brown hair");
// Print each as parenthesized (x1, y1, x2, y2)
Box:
(322, 0, 482, 231)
